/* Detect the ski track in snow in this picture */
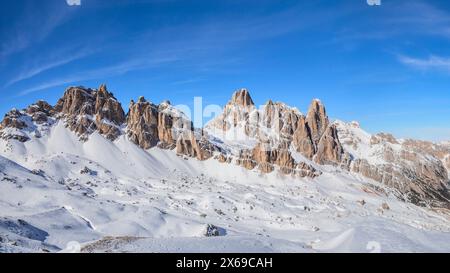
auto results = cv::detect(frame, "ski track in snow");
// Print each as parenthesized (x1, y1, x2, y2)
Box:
(0, 122, 450, 253)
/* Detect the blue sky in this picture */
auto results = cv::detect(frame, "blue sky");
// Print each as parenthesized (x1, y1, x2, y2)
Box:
(1, 0, 450, 141)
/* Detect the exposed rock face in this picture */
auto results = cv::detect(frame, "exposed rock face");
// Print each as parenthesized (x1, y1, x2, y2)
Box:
(26, 101, 53, 124)
(402, 139, 450, 170)
(206, 89, 339, 178)
(336, 120, 450, 208)
(0, 101, 56, 142)
(158, 101, 193, 148)
(95, 85, 126, 140)
(292, 116, 316, 159)
(207, 88, 257, 134)
(236, 141, 320, 178)
(0, 109, 30, 142)
(236, 149, 257, 170)
(127, 97, 214, 160)
(176, 131, 215, 161)
(0, 109, 27, 130)
(306, 99, 329, 145)
(252, 142, 294, 174)
(54, 85, 125, 140)
(351, 158, 450, 208)
(371, 133, 399, 145)
(126, 97, 159, 149)
(230, 88, 254, 107)
(314, 125, 344, 166)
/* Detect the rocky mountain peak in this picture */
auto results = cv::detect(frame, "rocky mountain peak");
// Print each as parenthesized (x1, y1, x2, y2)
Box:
(53, 85, 125, 140)
(126, 95, 214, 160)
(26, 100, 53, 124)
(205, 91, 345, 179)
(0, 108, 27, 130)
(0, 100, 56, 142)
(229, 88, 254, 107)
(94, 85, 125, 124)
(138, 96, 146, 103)
(98, 84, 108, 93)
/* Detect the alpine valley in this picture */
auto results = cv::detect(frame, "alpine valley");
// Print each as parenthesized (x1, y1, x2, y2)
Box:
(1, 85, 450, 253)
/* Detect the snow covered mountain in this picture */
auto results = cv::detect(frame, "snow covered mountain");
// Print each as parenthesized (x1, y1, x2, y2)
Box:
(0, 85, 449, 253)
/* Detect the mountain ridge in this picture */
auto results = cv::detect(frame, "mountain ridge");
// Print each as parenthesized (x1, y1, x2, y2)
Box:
(1, 84, 450, 209)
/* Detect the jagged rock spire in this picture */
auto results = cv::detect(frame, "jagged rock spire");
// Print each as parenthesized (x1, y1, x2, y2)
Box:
(306, 99, 329, 145)
(53, 85, 125, 140)
(229, 88, 254, 107)
(95, 84, 125, 126)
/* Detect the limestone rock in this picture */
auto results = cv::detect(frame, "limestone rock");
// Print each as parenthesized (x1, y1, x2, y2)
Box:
(206, 90, 345, 178)
(230, 88, 254, 107)
(306, 99, 329, 145)
(207, 89, 257, 136)
(337, 120, 450, 208)
(236, 150, 257, 170)
(127, 97, 159, 149)
(176, 131, 214, 161)
(157, 101, 193, 148)
(26, 100, 53, 124)
(54, 85, 125, 140)
(127, 97, 214, 160)
(0, 109, 27, 130)
(371, 133, 399, 145)
(314, 125, 344, 166)
(292, 115, 316, 159)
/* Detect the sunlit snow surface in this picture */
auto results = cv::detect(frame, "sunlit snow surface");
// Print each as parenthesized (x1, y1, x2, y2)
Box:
(0, 122, 450, 253)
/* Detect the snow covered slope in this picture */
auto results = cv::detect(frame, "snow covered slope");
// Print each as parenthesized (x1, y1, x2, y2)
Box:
(0, 122, 449, 252)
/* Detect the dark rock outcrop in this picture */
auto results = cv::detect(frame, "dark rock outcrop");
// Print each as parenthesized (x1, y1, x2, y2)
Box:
(126, 97, 160, 149)
(314, 125, 344, 166)
(292, 116, 316, 159)
(54, 85, 125, 140)
(127, 97, 214, 160)
(0, 109, 27, 130)
(207, 90, 345, 177)
(305, 99, 329, 145)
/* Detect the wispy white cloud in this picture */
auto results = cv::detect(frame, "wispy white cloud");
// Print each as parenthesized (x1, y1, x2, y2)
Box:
(17, 52, 181, 96)
(398, 55, 450, 72)
(170, 78, 205, 85)
(66, 0, 81, 6)
(18, 78, 82, 97)
(5, 47, 95, 88)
